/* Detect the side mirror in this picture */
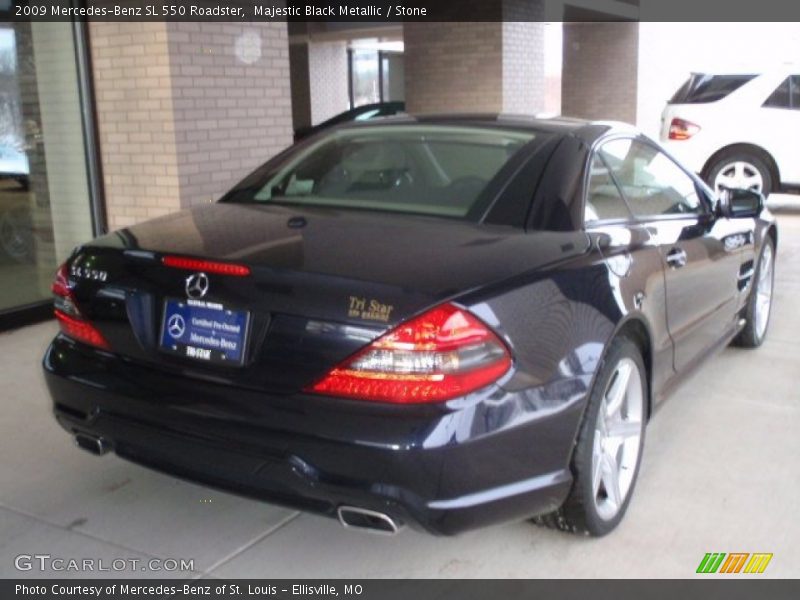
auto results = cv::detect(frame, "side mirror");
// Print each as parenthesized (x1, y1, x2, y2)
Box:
(717, 188, 765, 219)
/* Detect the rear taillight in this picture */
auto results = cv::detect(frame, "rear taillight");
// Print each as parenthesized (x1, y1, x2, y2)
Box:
(51, 262, 110, 350)
(51, 262, 79, 317)
(51, 262, 72, 299)
(54, 310, 111, 350)
(668, 118, 700, 140)
(306, 303, 512, 404)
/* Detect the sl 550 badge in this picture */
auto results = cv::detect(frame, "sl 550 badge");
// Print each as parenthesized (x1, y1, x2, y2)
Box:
(70, 264, 108, 282)
(348, 296, 394, 322)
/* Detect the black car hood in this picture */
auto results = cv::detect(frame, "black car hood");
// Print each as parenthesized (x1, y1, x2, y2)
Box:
(92, 203, 589, 298)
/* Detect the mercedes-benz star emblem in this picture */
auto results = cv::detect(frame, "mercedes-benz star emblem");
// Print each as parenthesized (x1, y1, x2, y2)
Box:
(185, 272, 209, 299)
(167, 314, 185, 339)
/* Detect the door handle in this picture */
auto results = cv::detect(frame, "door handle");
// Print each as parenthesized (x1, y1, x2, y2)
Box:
(666, 247, 687, 268)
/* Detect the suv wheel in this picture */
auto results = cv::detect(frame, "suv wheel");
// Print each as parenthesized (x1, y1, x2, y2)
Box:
(705, 150, 773, 197)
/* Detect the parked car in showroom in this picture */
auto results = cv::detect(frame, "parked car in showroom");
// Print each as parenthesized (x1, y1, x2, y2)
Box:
(43, 115, 776, 537)
(661, 68, 800, 196)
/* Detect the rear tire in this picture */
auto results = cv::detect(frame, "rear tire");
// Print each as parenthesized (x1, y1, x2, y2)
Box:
(705, 150, 773, 197)
(733, 237, 775, 348)
(533, 337, 647, 536)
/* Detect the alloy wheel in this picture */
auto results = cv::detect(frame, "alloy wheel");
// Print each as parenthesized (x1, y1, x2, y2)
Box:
(714, 161, 764, 195)
(591, 357, 644, 521)
(754, 243, 774, 340)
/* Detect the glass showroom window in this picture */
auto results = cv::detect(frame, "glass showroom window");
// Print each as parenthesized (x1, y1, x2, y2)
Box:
(348, 48, 405, 108)
(0, 21, 99, 319)
(349, 49, 380, 107)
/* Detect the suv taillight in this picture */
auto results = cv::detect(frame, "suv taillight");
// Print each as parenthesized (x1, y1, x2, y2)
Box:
(668, 118, 700, 140)
(306, 303, 512, 404)
(52, 262, 110, 350)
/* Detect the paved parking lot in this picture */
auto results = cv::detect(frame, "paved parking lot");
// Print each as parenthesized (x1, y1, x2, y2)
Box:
(1, 203, 798, 579)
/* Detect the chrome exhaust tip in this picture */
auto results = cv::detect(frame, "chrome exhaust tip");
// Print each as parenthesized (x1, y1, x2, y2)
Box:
(74, 433, 110, 456)
(337, 506, 402, 535)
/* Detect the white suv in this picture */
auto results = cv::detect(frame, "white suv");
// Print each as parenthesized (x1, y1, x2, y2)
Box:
(660, 69, 800, 197)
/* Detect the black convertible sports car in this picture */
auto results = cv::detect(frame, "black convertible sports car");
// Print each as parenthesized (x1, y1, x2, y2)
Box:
(43, 115, 776, 537)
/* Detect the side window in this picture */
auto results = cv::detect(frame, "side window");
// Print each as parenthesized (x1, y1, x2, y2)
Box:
(792, 76, 800, 109)
(599, 139, 704, 218)
(764, 77, 791, 109)
(584, 155, 631, 224)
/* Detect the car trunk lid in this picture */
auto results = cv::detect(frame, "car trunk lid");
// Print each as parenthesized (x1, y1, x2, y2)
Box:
(63, 203, 589, 394)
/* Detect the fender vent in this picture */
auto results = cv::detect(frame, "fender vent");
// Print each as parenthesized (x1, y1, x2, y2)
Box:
(737, 260, 755, 292)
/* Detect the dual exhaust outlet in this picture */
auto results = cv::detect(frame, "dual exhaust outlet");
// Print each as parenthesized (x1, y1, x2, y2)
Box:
(74, 434, 402, 535)
(337, 506, 402, 535)
(74, 433, 111, 456)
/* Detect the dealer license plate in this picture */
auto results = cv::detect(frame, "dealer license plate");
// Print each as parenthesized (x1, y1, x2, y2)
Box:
(159, 298, 250, 365)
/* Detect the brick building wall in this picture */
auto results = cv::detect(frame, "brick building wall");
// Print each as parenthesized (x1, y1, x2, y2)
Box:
(89, 21, 181, 230)
(90, 21, 293, 231)
(561, 22, 639, 124)
(502, 0, 545, 115)
(307, 41, 349, 124)
(167, 21, 293, 207)
(289, 40, 349, 130)
(404, 22, 503, 114)
(502, 21, 546, 115)
(404, 0, 546, 115)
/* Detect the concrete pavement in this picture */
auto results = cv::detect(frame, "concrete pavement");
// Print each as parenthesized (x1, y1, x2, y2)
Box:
(1, 208, 798, 579)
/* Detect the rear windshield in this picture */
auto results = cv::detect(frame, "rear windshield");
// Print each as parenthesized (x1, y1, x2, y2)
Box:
(226, 125, 536, 219)
(669, 74, 756, 104)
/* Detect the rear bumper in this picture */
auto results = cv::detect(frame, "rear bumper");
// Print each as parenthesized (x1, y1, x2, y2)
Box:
(43, 336, 586, 535)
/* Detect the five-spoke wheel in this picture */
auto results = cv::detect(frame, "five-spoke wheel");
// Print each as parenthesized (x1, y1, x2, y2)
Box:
(706, 150, 773, 197)
(591, 357, 644, 521)
(734, 237, 775, 348)
(533, 337, 647, 536)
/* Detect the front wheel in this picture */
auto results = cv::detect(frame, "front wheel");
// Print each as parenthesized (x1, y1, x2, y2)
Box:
(733, 237, 775, 348)
(533, 337, 647, 536)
